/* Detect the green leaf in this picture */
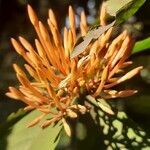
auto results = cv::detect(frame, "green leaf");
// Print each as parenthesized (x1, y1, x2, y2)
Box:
(106, 0, 146, 24)
(70, 21, 115, 58)
(133, 37, 150, 54)
(106, 0, 132, 16)
(116, 0, 146, 24)
(0, 110, 62, 150)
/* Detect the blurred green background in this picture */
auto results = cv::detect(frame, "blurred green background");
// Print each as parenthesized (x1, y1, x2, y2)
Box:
(0, 0, 150, 147)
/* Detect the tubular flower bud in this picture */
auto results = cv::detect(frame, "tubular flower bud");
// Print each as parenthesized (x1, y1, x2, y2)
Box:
(6, 4, 143, 131)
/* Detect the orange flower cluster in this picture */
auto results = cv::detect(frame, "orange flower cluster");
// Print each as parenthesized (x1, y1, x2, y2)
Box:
(6, 4, 142, 129)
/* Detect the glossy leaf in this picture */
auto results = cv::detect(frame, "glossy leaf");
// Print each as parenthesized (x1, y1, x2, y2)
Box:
(133, 37, 150, 54)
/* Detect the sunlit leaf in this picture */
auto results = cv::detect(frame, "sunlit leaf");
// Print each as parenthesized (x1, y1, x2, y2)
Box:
(106, 0, 132, 16)
(106, 0, 146, 24)
(133, 37, 150, 54)
(0, 110, 62, 150)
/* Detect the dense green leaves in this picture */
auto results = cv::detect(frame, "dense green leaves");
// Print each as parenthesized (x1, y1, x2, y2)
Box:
(0, 110, 62, 150)
(133, 37, 150, 54)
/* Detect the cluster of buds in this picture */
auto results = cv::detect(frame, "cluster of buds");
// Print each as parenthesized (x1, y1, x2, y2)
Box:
(6, 3, 142, 134)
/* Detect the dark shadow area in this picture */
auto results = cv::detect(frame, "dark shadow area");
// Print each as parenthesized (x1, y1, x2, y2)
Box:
(56, 108, 150, 150)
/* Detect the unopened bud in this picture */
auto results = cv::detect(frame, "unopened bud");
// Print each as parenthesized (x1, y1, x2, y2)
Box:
(78, 105, 87, 114)
(57, 89, 65, 97)
(79, 80, 85, 87)
(62, 118, 71, 137)
(73, 87, 78, 94)
(67, 109, 78, 118)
